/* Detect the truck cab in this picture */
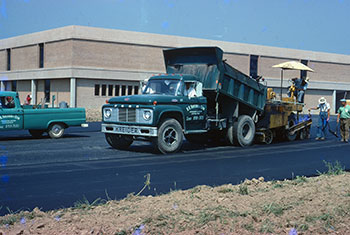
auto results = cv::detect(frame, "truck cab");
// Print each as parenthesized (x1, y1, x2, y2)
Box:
(102, 74, 207, 153)
(0, 92, 24, 130)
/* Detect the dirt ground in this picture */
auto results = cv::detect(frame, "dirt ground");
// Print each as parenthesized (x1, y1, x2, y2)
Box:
(1, 171, 350, 235)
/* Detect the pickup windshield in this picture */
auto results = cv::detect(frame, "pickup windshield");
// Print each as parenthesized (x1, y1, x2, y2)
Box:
(143, 79, 181, 96)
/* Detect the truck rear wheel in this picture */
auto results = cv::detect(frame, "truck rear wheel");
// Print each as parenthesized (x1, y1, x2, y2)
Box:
(28, 130, 45, 138)
(227, 115, 255, 147)
(48, 123, 65, 139)
(155, 119, 183, 154)
(105, 134, 133, 150)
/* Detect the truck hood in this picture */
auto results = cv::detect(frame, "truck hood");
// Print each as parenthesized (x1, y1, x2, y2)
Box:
(108, 95, 179, 105)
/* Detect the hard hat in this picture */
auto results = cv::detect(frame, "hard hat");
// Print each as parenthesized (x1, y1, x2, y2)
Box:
(318, 97, 326, 104)
(304, 77, 310, 83)
(340, 98, 347, 102)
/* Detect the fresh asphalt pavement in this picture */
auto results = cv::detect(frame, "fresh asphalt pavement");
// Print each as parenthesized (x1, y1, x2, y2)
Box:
(0, 116, 349, 215)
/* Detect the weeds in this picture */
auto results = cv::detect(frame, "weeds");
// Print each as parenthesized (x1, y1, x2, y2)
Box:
(73, 196, 105, 210)
(318, 160, 345, 176)
(259, 219, 274, 233)
(217, 188, 234, 194)
(293, 175, 308, 184)
(262, 202, 285, 216)
(242, 222, 255, 232)
(238, 184, 249, 195)
(135, 173, 151, 196)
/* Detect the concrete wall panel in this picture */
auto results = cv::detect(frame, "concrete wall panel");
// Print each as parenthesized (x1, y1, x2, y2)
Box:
(0, 50, 6, 71)
(72, 40, 165, 72)
(51, 79, 70, 107)
(45, 40, 73, 68)
(308, 61, 350, 83)
(12, 45, 38, 70)
(223, 53, 249, 74)
(16, 80, 31, 104)
(260, 57, 300, 79)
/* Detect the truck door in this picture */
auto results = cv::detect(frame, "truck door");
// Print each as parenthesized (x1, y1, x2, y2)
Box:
(0, 95, 23, 130)
(182, 82, 207, 131)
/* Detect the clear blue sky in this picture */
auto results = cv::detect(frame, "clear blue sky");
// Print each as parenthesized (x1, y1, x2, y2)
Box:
(0, 0, 349, 55)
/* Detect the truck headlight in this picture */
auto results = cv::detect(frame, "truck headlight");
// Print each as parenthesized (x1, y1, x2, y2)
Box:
(143, 110, 152, 121)
(104, 108, 112, 119)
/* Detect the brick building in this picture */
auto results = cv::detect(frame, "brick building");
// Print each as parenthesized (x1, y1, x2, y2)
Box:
(0, 25, 349, 120)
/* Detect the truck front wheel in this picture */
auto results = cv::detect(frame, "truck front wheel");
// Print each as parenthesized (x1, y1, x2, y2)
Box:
(29, 130, 45, 138)
(48, 123, 65, 139)
(105, 134, 133, 150)
(155, 119, 183, 154)
(227, 115, 255, 147)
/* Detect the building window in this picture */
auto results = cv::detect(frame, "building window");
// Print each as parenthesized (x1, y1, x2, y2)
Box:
(101, 84, 107, 96)
(134, 86, 139, 95)
(108, 85, 113, 96)
(121, 85, 126, 96)
(39, 43, 44, 68)
(300, 60, 308, 79)
(249, 55, 258, 79)
(11, 81, 17, 92)
(44, 80, 50, 102)
(128, 85, 133, 95)
(6, 49, 11, 71)
(94, 84, 100, 96)
(115, 85, 120, 96)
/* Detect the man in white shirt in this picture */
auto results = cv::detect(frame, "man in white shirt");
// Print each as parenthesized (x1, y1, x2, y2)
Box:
(184, 82, 197, 98)
(308, 97, 331, 140)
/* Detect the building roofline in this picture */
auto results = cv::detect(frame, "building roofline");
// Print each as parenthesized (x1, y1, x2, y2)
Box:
(0, 25, 349, 64)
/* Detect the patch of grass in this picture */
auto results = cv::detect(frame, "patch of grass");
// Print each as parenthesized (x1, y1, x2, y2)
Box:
(297, 223, 309, 231)
(0, 214, 19, 226)
(115, 231, 127, 235)
(272, 183, 284, 189)
(190, 186, 201, 194)
(0, 209, 41, 226)
(262, 203, 285, 216)
(197, 207, 245, 225)
(259, 219, 274, 233)
(73, 196, 105, 210)
(238, 184, 249, 195)
(217, 188, 234, 194)
(154, 214, 169, 227)
(292, 175, 308, 184)
(318, 160, 345, 176)
(242, 222, 255, 232)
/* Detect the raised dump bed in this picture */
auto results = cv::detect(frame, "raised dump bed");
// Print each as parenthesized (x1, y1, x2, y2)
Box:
(163, 47, 267, 114)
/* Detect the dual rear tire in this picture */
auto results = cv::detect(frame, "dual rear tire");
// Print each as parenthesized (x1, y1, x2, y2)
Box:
(227, 115, 255, 147)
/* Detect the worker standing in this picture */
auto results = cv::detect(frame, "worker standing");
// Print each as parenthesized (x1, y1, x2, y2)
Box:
(337, 98, 350, 143)
(309, 97, 330, 140)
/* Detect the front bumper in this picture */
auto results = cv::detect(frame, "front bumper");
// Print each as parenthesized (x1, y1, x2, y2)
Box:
(101, 123, 158, 137)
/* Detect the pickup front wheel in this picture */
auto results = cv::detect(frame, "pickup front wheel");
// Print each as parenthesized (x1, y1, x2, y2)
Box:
(155, 119, 183, 154)
(48, 123, 65, 139)
(105, 133, 133, 150)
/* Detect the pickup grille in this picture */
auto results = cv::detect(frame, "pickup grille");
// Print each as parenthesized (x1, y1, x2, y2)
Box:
(118, 108, 136, 123)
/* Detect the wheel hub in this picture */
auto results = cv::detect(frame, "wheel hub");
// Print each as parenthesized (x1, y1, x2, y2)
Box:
(163, 127, 177, 146)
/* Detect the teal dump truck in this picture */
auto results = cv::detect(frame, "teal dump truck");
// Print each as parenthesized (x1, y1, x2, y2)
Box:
(102, 47, 267, 153)
(0, 91, 87, 138)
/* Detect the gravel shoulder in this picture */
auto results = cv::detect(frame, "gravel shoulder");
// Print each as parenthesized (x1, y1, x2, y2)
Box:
(1, 170, 350, 235)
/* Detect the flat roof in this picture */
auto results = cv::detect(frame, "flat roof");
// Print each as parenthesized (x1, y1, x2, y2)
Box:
(0, 25, 349, 64)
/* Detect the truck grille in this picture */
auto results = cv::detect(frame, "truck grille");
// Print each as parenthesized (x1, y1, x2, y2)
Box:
(118, 108, 136, 122)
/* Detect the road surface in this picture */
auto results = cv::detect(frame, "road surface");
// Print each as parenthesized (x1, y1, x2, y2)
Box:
(0, 117, 349, 215)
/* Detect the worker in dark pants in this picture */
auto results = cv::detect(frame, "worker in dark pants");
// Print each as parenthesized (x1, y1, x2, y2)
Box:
(309, 97, 330, 140)
(337, 98, 350, 143)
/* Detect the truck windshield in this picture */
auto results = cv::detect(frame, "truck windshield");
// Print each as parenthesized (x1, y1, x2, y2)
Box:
(143, 79, 181, 96)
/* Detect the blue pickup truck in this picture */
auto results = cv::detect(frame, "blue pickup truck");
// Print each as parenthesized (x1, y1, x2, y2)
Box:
(0, 91, 88, 138)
